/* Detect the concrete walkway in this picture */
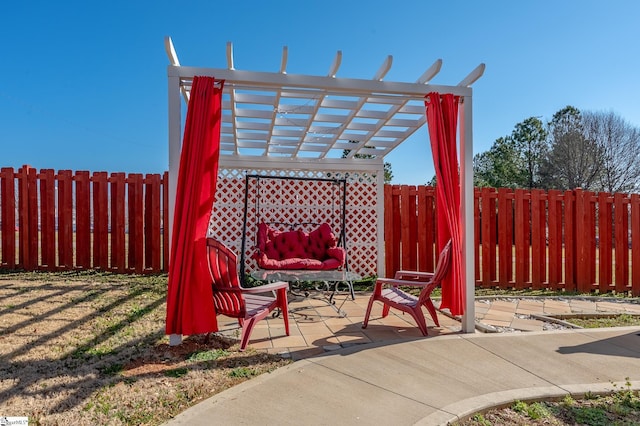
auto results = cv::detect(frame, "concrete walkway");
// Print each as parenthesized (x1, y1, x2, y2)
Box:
(166, 295, 640, 425)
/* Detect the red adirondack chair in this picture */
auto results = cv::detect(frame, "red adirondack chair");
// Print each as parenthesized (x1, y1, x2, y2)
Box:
(362, 240, 452, 336)
(207, 238, 290, 351)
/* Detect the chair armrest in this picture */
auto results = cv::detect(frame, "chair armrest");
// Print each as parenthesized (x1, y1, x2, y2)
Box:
(242, 281, 289, 294)
(394, 270, 435, 281)
(375, 277, 434, 290)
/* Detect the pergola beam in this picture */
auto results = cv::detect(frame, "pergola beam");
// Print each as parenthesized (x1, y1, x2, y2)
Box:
(458, 63, 486, 87)
(373, 55, 393, 81)
(327, 50, 342, 78)
(416, 59, 443, 84)
(168, 66, 472, 98)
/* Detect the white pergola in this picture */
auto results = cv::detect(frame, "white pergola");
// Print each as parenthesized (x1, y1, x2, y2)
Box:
(165, 36, 484, 333)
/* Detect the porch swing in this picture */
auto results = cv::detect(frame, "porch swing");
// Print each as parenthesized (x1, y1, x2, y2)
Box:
(239, 174, 348, 278)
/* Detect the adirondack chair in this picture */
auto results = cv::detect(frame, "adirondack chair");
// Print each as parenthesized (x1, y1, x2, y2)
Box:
(362, 240, 452, 336)
(207, 238, 290, 351)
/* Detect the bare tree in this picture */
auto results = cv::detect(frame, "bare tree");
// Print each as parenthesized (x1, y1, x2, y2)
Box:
(583, 110, 640, 193)
(540, 106, 603, 190)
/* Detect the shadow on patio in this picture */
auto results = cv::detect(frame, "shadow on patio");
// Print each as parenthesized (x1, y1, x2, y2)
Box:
(215, 291, 463, 360)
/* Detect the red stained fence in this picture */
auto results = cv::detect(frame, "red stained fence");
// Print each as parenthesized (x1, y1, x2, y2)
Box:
(2, 165, 640, 296)
(385, 185, 640, 296)
(0, 166, 169, 273)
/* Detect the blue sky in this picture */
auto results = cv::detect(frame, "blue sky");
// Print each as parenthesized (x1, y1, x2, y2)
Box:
(2, 1, 640, 184)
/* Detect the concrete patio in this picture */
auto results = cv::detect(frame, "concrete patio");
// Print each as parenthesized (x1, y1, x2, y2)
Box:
(214, 289, 640, 360)
(170, 314, 640, 425)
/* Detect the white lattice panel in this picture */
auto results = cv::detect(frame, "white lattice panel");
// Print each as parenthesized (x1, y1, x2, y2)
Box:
(208, 168, 379, 277)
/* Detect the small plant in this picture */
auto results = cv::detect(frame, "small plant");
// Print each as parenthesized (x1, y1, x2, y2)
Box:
(511, 400, 528, 413)
(570, 405, 609, 425)
(562, 394, 575, 406)
(229, 367, 256, 378)
(187, 349, 229, 362)
(470, 413, 491, 425)
(526, 402, 550, 419)
(510, 400, 550, 420)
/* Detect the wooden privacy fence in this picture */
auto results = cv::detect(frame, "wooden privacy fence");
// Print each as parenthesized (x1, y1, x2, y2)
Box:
(3, 165, 640, 296)
(385, 185, 640, 296)
(0, 166, 169, 273)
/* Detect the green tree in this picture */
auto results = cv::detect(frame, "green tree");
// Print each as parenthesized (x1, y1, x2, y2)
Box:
(473, 136, 524, 188)
(473, 117, 548, 189)
(511, 116, 548, 189)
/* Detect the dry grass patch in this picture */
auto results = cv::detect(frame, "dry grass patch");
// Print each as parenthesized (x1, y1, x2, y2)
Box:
(0, 271, 290, 425)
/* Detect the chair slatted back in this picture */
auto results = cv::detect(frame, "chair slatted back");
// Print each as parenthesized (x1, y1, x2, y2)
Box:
(417, 240, 453, 305)
(207, 238, 246, 317)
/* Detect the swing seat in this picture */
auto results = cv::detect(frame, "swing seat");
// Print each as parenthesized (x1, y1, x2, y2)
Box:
(252, 222, 346, 270)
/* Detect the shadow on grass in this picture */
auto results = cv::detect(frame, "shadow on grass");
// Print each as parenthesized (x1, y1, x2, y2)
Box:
(0, 271, 288, 423)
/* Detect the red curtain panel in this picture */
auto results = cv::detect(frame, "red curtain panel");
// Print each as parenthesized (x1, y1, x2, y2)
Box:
(165, 76, 224, 335)
(425, 92, 464, 316)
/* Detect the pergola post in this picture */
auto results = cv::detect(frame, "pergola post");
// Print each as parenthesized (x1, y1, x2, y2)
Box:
(460, 94, 476, 333)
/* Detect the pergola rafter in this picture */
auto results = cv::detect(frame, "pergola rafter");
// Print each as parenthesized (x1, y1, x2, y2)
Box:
(165, 36, 484, 337)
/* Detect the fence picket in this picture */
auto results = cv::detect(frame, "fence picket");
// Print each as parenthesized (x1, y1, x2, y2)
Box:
(598, 192, 613, 292)
(93, 172, 110, 270)
(632, 194, 640, 296)
(75, 171, 91, 269)
(39, 169, 56, 270)
(1, 167, 16, 268)
(145, 173, 162, 271)
(128, 174, 144, 273)
(110, 173, 126, 272)
(614, 193, 629, 293)
(497, 188, 513, 287)
(547, 190, 562, 289)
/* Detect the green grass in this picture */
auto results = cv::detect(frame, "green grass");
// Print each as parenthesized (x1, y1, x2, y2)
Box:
(459, 380, 640, 425)
(569, 313, 640, 328)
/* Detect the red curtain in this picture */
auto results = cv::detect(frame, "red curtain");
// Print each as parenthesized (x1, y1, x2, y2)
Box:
(425, 92, 464, 316)
(165, 76, 224, 335)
